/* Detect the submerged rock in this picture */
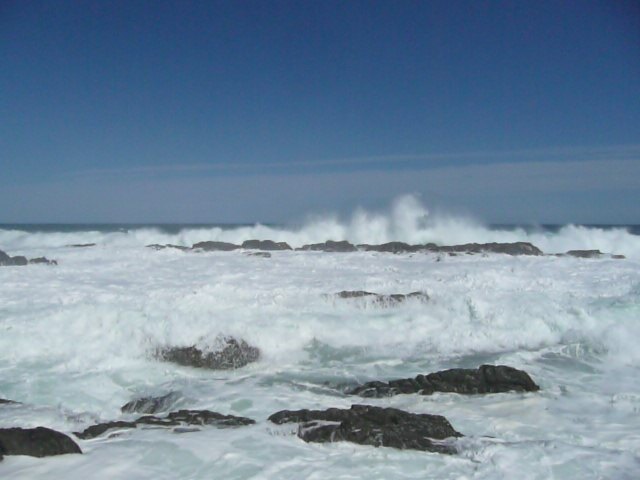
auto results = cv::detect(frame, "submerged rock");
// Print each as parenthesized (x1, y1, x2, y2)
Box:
(334, 290, 429, 305)
(241, 240, 292, 251)
(0, 427, 82, 458)
(29, 257, 57, 265)
(348, 365, 539, 397)
(145, 244, 189, 251)
(245, 251, 271, 258)
(75, 410, 255, 440)
(191, 241, 240, 251)
(158, 337, 260, 370)
(299, 240, 358, 252)
(269, 404, 462, 454)
(69, 243, 96, 248)
(121, 392, 182, 414)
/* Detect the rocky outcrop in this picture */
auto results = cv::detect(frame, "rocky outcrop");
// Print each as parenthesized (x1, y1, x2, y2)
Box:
(241, 240, 292, 251)
(0, 427, 82, 458)
(0, 249, 57, 266)
(348, 365, 539, 397)
(157, 337, 260, 370)
(334, 290, 429, 305)
(431, 242, 543, 256)
(75, 410, 255, 440)
(121, 392, 182, 414)
(191, 241, 239, 251)
(269, 404, 462, 454)
(298, 240, 358, 252)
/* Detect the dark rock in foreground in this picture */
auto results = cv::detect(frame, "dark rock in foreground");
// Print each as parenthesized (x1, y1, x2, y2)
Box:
(241, 240, 292, 251)
(335, 290, 429, 305)
(0, 249, 57, 266)
(348, 365, 539, 397)
(75, 410, 255, 440)
(299, 240, 358, 252)
(158, 337, 260, 370)
(191, 241, 240, 251)
(0, 427, 82, 458)
(269, 404, 462, 454)
(121, 392, 182, 414)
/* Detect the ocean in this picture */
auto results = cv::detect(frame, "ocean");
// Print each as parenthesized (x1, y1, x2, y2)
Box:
(1, 202, 639, 479)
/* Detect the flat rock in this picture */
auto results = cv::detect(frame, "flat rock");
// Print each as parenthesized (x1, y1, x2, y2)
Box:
(0, 427, 82, 458)
(298, 240, 358, 252)
(241, 240, 292, 251)
(348, 365, 539, 397)
(158, 337, 260, 370)
(433, 242, 543, 256)
(121, 392, 182, 414)
(75, 410, 255, 439)
(29, 257, 57, 265)
(564, 249, 603, 258)
(269, 404, 462, 454)
(335, 290, 429, 305)
(191, 241, 240, 251)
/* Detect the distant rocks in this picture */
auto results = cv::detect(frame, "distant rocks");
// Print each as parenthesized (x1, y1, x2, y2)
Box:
(245, 251, 271, 258)
(347, 365, 540, 398)
(358, 242, 424, 253)
(0, 249, 57, 266)
(75, 409, 255, 440)
(298, 240, 358, 252)
(269, 404, 462, 454)
(334, 290, 429, 305)
(190, 241, 239, 251)
(241, 240, 292, 251)
(121, 392, 182, 414)
(146, 244, 190, 251)
(157, 337, 260, 370)
(69, 243, 96, 248)
(0, 427, 82, 459)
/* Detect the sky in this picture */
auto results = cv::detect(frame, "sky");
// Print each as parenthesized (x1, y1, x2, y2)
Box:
(1, 0, 639, 224)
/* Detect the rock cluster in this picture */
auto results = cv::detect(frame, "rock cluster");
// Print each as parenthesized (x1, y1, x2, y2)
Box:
(0, 249, 57, 266)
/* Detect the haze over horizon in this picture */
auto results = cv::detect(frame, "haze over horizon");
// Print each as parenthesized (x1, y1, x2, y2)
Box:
(2, 0, 639, 224)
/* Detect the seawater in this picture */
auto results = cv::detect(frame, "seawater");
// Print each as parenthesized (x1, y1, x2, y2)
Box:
(1, 198, 639, 479)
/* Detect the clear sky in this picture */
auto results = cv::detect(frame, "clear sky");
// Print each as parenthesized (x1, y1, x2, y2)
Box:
(1, 0, 639, 224)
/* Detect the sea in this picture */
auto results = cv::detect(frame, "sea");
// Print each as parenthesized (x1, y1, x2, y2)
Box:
(1, 199, 639, 479)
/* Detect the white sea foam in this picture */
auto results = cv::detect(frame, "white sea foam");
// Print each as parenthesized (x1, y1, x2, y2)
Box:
(1, 197, 639, 479)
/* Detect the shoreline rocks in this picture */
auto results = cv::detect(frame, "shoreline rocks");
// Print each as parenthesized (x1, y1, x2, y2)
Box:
(121, 392, 182, 414)
(0, 249, 57, 266)
(157, 337, 260, 370)
(0, 427, 82, 459)
(269, 404, 462, 454)
(347, 365, 539, 397)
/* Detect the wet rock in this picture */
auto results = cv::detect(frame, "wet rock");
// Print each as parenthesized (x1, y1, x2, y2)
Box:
(145, 244, 189, 251)
(75, 410, 255, 439)
(299, 240, 358, 252)
(269, 404, 462, 454)
(565, 250, 603, 258)
(612, 254, 626, 259)
(241, 240, 292, 251)
(191, 241, 240, 251)
(1, 249, 57, 266)
(158, 337, 260, 370)
(69, 243, 96, 248)
(0, 427, 82, 458)
(348, 365, 539, 397)
(121, 392, 182, 414)
(435, 242, 543, 256)
(245, 251, 271, 258)
(29, 257, 57, 265)
(335, 290, 429, 305)
(357, 242, 422, 253)
(0, 398, 18, 405)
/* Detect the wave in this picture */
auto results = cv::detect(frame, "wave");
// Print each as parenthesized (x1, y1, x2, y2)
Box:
(1, 195, 639, 258)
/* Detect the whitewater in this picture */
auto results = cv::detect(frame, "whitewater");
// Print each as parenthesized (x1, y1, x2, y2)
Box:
(1, 197, 639, 479)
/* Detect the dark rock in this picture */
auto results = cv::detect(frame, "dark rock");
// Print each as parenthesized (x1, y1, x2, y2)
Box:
(191, 241, 240, 251)
(0, 398, 18, 405)
(121, 392, 182, 414)
(357, 242, 422, 253)
(435, 242, 543, 256)
(70, 243, 96, 248)
(335, 290, 429, 305)
(348, 365, 539, 397)
(0, 427, 82, 458)
(158, 337, 260, 370)
(245, 251, 271, 258)
(565, 250, 603, 258)
(269, 404, 461, 454)
(612, 254, 626, 259)
(29, 257, 57, 265)
(298, 240, 358, 252)
(241, 240, 292, 251)
(75, 410, 255, 439)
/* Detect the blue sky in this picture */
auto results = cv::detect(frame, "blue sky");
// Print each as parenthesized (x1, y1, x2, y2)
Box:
(1, 0, 639, 223)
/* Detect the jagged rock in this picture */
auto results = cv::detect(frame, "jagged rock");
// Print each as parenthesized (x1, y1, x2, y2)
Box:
(565, 250, 603, 258)
(191, 241, 240, 251)
(348, 365, 539, 397)
(75, 410, 255, 439)
(241, 240, 292, 251)
(0, 427, 81, 458)
(29, 257, 57, 265)
(158, 337, 260, 370)
(269, 404, 462, 454)
(357, 242, 422, 253)
(121, 392, 182, 414)
(298, 240, 358, 252)
(335, 290, 429, 305)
